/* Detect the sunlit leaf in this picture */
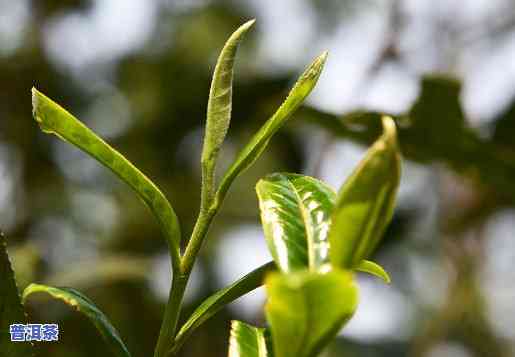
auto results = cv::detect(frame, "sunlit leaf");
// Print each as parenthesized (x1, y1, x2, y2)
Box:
(329, 116, 401, 269)
(0, 232, 33, 356)
(265, 269, 358, 357)
(23, 284, 131, 357)
(228, 321, 271, 357)
(201, 19, 255, 200)
(215, 52, 328, 206)
(354, 260, 390, 283)
(256, 173, 335, 273)
(172, 262, 275, 354)
(31, 88, 181, 269)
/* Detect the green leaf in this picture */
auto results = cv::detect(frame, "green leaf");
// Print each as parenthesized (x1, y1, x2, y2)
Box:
(0, 232, 33, 356)
(265, 270, 358, 357)
(329, 116, 401, 269)
(201, 19, 255, 199)
(23, 284, 131, 357)
(256, 173, 335, 273)
(172, 261, 275, 354)
(31, 88, 181, 269)
(215, 52, 328, 206)
(228, 321, 271, 357)
(354, 260, 391, 283)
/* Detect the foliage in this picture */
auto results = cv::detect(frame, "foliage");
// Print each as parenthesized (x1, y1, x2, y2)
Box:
(2, 20, 401, 357)
(22, 284, 131, 357)
(0, 232, 33, 357)
(228, 321, 271, 357)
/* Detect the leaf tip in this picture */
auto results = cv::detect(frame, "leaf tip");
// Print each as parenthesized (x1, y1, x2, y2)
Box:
(243, 18, 257, 28)
(381, 116, 397, 144)
(318, 50, 329, 64)
(381, 115, 401, 179)
(31, 87, 39, 117)
(310, 51, 329, 76)
(296, 51, 329, 90)
(22, 283, 40, 302)
(355, 260, 391, 284)
(30, 88, 56, 134)
(230, 319, 239, 331)
(378, 269, 391, 284)
(232, 18, 256, 40)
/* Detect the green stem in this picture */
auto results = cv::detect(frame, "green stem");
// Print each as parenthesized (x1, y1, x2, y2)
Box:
(154, 162, 220, 357)
(182, 208, 217, 275)
(154, 275, 188, 357)
(181, 161, 218, 277)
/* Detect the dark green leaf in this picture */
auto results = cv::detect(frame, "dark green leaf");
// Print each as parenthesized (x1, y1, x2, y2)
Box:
(215, 52, 328, 206)
(172, 262, 275, 354)
(329, 116, 401, 269)
(228, 321, 271, 357)
(0, 232, 33, 356)
(201, 19, 255, 198)
(265, 269, 358, 357)
(354, 260, 390, 283)
(31, 88, 181, 269)
(23, 284, 131, 357)
(256, 173, 335, 273)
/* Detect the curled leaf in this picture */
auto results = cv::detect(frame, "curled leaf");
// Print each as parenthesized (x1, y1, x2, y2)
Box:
(329, 116, 401, 269)
(215, 52, 328, 206)
(23, 284, 131, 357)
(201, 19, 255, 198)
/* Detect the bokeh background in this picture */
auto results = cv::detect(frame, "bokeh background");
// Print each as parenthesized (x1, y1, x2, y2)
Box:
(2, 0, 515, 356)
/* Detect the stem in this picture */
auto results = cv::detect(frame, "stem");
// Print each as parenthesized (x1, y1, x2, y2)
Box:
(154, 161, 220, 357)
(154, 275, 188, 357)
(181, 207, 217, 276)
(181, 161, 218, 276)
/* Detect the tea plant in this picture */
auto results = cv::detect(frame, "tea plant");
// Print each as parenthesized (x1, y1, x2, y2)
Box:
(1, 19, 401, 357)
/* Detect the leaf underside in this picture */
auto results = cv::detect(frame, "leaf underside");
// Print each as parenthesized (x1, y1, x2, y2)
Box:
(0, 232, 33, 356)
(23, 284, 131, 357)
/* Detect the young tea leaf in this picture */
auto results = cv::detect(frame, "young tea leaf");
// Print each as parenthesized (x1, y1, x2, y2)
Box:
(265, 269, 358, 357)
(201, 19, 255, 200)
(256, 173, 335, 273)
(31, 88, 181, 270)
(172, 261, 275, 354)
(215, 52, 328, 207)
(329, 116, 401, 269)
(228, 321, 271, 357)
(0, 232, 33, 357)
(23, 284, 131, 357)
(355, 260, 391, 283)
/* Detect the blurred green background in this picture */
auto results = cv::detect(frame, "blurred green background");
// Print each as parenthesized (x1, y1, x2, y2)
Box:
(2, 0, 515, 356)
